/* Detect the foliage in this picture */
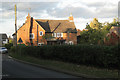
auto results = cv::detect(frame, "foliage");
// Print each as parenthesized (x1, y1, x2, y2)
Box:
(78, 17, 120, 45)
(78, 29, 105, 45)
(4, 43, 13, 50)
(11, 45, 119, 69)
(89, 18, 102, 30)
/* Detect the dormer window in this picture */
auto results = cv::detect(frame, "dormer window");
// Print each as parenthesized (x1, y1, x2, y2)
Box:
(57, 33, 61, 37)
(39, 31, 43, 36)
(53, 33, 56, 37)
(53, 33, 63, 37)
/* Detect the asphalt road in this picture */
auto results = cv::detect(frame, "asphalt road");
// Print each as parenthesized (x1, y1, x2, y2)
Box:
(2, 54, 78, 79)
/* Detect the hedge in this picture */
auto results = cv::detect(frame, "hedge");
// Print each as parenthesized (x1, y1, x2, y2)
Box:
(11, 44, 119, 69)
(4, 43, 13, 50)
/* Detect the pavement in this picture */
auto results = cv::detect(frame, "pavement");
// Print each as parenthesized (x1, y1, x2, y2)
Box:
(2, 54, 79, 79)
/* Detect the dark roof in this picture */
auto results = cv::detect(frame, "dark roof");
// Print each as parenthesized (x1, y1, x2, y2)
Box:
(110, 26, 120, 37)
(35, 19, 77, 33)
(0, 34, 8, 39)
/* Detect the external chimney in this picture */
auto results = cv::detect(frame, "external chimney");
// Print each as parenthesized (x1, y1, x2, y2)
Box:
(68, 13, 74, 22)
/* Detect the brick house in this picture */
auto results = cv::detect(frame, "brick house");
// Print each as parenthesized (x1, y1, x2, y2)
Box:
(13, 13, 77, 46)
(104, 26, 120, 45)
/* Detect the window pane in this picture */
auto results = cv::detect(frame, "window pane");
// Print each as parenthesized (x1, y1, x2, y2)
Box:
(57, 33, 60, 37)
(53, 33, 56, 37)
(40, 31, 43, 36)
(30, 33, 34, 39)
(61, 33, 63, 37)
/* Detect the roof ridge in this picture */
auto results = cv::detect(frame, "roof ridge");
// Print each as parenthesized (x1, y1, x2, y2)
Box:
(35, 19, 68, 21)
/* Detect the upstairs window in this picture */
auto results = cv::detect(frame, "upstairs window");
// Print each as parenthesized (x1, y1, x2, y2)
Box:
(53, 33, 63, 37)
(39, 31, 43, 36)
(57, 33, 61, 37)
(53, 33, 56, 37)
(57, 33, 63, 37)
(30, 33, 34, 39)
(61, 33, 63, 37)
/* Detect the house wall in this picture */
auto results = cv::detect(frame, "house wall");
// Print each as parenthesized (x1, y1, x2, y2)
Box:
(104, 32, 119, 45)
(46, 33, 77, 45)
(16, 14, 77, 46)
(63, 33, 77, 44)
(17, 16, 46, 46)
(30, 20, 46, 46)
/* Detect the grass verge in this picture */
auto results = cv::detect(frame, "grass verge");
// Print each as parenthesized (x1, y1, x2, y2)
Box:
(9, 52, 118, 78)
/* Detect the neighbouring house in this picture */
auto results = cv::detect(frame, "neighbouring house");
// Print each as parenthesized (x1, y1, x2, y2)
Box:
(0, 34, 8, 46)
(104, 26, 120, 45)
(12, 13, 77, 46)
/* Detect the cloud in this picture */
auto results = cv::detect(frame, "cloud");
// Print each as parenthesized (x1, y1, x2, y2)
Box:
(0, 0, 119, 36)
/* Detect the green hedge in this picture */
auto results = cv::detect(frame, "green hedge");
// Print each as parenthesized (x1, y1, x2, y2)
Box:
(11, 44, 119, 69)
(4, 43, 13, 50)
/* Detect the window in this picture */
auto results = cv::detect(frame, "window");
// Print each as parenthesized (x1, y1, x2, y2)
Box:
(30, 33, 34, 39)
(39, 31, 43, 36)
(57, 33, 61, 37)
(53, 33, 56, 37)
(38, 42, 44, 46)
(69, 41, 74, 45)
(53, 33, 63, 37)
(57, 33, 63, 37)
(61, 33, 63, 37)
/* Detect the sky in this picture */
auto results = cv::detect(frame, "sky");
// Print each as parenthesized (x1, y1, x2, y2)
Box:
(0, 0, 120, 37)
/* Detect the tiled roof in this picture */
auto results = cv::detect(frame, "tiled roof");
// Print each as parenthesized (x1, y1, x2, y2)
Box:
(35, 19, 77, 33)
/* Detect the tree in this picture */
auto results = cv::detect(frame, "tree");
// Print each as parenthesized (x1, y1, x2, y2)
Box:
(85, 23, 91, 29)
(111, 18, 119, 26)
(79, 29, 104, 45)
(90, 18, 102, 30)
(78, 18, 120, 45)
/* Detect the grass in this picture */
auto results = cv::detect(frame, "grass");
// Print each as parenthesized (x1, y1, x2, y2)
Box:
(9, 52, 118, 78)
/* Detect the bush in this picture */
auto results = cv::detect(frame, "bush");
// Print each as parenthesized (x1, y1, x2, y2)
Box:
(4, 43, 13, 50)
(10, 46, 16, 53)
(11, 44, 119, 69)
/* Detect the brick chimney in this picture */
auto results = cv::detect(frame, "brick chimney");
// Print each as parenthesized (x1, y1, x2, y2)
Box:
(68, 13, 74, 22)
(26, 13, 31, 21)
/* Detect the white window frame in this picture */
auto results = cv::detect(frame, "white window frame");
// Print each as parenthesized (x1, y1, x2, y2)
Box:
(69, 41, 74, 45)
(39, 31, 43, 36)
(38, 42, 44, 46)
(30, 33, 34, 39)
(53, 33, 56, 37)
(61, 33, 63, 37)
(57, 33, 61, 37)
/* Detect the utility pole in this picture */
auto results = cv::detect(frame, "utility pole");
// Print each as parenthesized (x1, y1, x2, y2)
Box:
(15, 4, 17, 46)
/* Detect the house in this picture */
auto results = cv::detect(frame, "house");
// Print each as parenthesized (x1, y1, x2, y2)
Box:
(13, 13, 77, 46)
(104, 26, 120, 45)
(0, 34, 8, 46)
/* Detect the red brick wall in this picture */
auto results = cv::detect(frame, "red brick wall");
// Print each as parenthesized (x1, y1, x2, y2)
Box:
(104, 32, 119, 45)
(17, 15, 77, 45)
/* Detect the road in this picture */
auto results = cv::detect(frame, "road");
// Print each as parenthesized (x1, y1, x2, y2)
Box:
(2, 54, 79, 79)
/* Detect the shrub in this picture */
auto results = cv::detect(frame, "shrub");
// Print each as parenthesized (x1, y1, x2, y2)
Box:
(4, 43, 13, 50)
(12, 45, 119, 69)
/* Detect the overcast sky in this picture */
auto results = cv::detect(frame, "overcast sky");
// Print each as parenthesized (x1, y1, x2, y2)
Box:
(0, 0, 120, 37)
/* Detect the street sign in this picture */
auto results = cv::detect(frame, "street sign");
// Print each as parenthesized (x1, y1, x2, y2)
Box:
(18, 38, 23, 44)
